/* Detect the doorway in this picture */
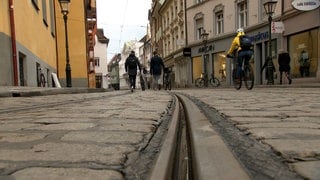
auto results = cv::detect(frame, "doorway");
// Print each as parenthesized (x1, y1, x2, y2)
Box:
(18, 53, 26, 86)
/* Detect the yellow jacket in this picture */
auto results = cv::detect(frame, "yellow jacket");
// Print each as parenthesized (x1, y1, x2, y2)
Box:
(227, 31, 245, 55)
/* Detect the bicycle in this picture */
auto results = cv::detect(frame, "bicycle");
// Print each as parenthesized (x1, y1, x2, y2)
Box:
(195, 73, 220, 88)
(229, 55, 254, 90)
(37, 67, 46, 87)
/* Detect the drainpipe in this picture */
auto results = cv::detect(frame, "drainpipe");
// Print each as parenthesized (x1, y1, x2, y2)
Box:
(184, 0, 188, 46)
(9, 0, 18, 86)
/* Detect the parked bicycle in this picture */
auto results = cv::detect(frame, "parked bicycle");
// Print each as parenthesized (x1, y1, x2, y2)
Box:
(37, 67, 46, 87)
(228, 55, 254, 90)
(195, 73, 220, 88)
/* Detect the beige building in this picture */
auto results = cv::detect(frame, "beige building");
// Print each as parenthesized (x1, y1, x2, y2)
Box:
(150, 0, 320, 87)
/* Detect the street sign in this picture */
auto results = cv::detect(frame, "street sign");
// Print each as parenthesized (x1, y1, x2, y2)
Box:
(291, 0, 320, 11)
(271, 21, 284, 33)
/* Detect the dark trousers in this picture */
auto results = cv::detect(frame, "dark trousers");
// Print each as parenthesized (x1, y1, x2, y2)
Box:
(237, 50, 253, 76)
(129, 74, 137, 89)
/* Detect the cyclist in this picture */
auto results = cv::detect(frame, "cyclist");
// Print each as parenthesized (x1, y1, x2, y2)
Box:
(226, 28, 253, 80)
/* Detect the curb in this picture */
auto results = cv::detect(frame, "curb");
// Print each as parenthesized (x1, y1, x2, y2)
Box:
(0, 87, 110, 98)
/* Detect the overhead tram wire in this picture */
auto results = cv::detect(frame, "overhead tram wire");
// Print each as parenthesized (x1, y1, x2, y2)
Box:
(118, 0, 129, 52)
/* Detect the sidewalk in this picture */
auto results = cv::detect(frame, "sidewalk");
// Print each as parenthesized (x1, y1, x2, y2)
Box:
(0, 86, 109, 98)
(1, 77, 319, 98)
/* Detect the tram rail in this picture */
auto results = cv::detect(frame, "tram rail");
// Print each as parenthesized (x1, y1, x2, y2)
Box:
(148, 94, 251, 180)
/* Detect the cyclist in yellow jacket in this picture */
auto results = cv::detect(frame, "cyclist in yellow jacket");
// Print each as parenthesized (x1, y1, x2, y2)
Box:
(227, 28, 253, 78)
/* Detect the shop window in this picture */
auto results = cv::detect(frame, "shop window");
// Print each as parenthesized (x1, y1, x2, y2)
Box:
(192, 56, 202, 82)
(289, 29, 318, 78)
(213, 52, 227, 81)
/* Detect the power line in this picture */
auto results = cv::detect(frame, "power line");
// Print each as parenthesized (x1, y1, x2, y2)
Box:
(119, 0, 129, 52)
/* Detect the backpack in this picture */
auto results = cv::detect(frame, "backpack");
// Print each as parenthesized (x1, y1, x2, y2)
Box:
(128, 57, 137, 69)
(239, 35, 253, 50)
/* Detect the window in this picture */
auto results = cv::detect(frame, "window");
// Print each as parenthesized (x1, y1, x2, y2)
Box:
(214, 4, 224, 35)
(42, 0, 48, 26)
(289, 29, 318, 78)
(195, 0, 203, 4)
(194, 12, 204, 40)
(237, 0, 248, 28)
(31, 0, 39, 10)
(95, 57, 100, 67)
(195, 18, 204, 40)
(171, 6, 174, 21)
(49, 0, 55, 36)
(215, 11, 223, 35)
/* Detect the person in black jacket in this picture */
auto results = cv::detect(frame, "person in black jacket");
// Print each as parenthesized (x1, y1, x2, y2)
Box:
(125, 51, 141, 92)
(278, 49, 292, 84)
(150, 51, 165, 90)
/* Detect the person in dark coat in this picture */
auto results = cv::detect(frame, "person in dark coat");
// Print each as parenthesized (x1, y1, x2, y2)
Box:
(278, 49, 292, 84)
(125, 51, 141, 92)
(150, 51, 165, 90)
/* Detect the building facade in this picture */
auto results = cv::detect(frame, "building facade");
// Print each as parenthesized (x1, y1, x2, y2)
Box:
(150, 0, 320, 87)
(0, 0, 99, 88)
(55, 0, 98, 87)
(0, 0, 57, 87)
(94, 29, 109, 88)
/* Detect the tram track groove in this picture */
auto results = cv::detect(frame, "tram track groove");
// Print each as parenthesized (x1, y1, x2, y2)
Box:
(181, 93, 304, 180)
(149, 94, 251, 179)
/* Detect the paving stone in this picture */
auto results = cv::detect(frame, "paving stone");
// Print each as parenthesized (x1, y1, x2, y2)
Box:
(62, 131, 144, 144)
(291, 161, 320, 180)
(0, 143, 133, 164)
(0, 133, 48, 142)
(11, 167, 123, 180)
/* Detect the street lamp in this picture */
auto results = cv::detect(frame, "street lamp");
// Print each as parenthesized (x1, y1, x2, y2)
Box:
(201, 29, 209, 86)
(264, 0, 277, 85)
(59, 0, 72, 87)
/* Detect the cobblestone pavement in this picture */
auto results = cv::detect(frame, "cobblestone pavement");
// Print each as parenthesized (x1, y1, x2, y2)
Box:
(175, 87, 320, 180)
(0, 86, 320, 179)
(0, 90, 172, 180)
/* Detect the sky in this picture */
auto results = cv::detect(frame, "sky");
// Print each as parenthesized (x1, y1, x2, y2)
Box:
(96, 0, 152, 61)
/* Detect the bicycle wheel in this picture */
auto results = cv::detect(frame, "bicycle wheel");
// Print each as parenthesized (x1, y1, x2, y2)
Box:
(195, 78, 205, 88)
(210, 77, 220, 87)
(244, 65, 254, 90)
(232, 68, 242, 90)
(40, 73, 46, 87)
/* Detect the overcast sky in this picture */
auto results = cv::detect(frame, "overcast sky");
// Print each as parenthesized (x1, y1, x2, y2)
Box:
(96, 0, 152, 61)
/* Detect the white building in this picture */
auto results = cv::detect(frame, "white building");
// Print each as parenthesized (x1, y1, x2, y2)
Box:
(94, 29, 109, 88)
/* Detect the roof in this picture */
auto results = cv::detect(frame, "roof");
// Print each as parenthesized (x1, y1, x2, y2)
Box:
(96, 29, 109, 44)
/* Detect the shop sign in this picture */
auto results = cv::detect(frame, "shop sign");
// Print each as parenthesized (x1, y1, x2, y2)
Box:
(291, 0, 320, 11)
(271, 21, 285, 33)
(198, 44, 214, 53)
(183, 48, 191, 57)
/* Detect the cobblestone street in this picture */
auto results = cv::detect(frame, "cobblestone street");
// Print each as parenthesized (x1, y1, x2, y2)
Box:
(0, 86, 319, 179)
(177, 87, 320, 179)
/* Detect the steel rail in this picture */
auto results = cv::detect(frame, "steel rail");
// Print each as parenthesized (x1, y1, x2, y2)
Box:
(148, 94, 251, 180)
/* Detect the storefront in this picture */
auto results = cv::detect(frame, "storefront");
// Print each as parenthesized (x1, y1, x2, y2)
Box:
(283, 9, 319, 81)
(288, 29, 319, 79)
(190, 42, 215, 85)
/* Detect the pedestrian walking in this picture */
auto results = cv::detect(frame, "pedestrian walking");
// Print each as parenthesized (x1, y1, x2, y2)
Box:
(299, 50, 310, 77)
(278, 49, 292, 84)
(150, 51, 165, 90)
(125, 51, 141, 92)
